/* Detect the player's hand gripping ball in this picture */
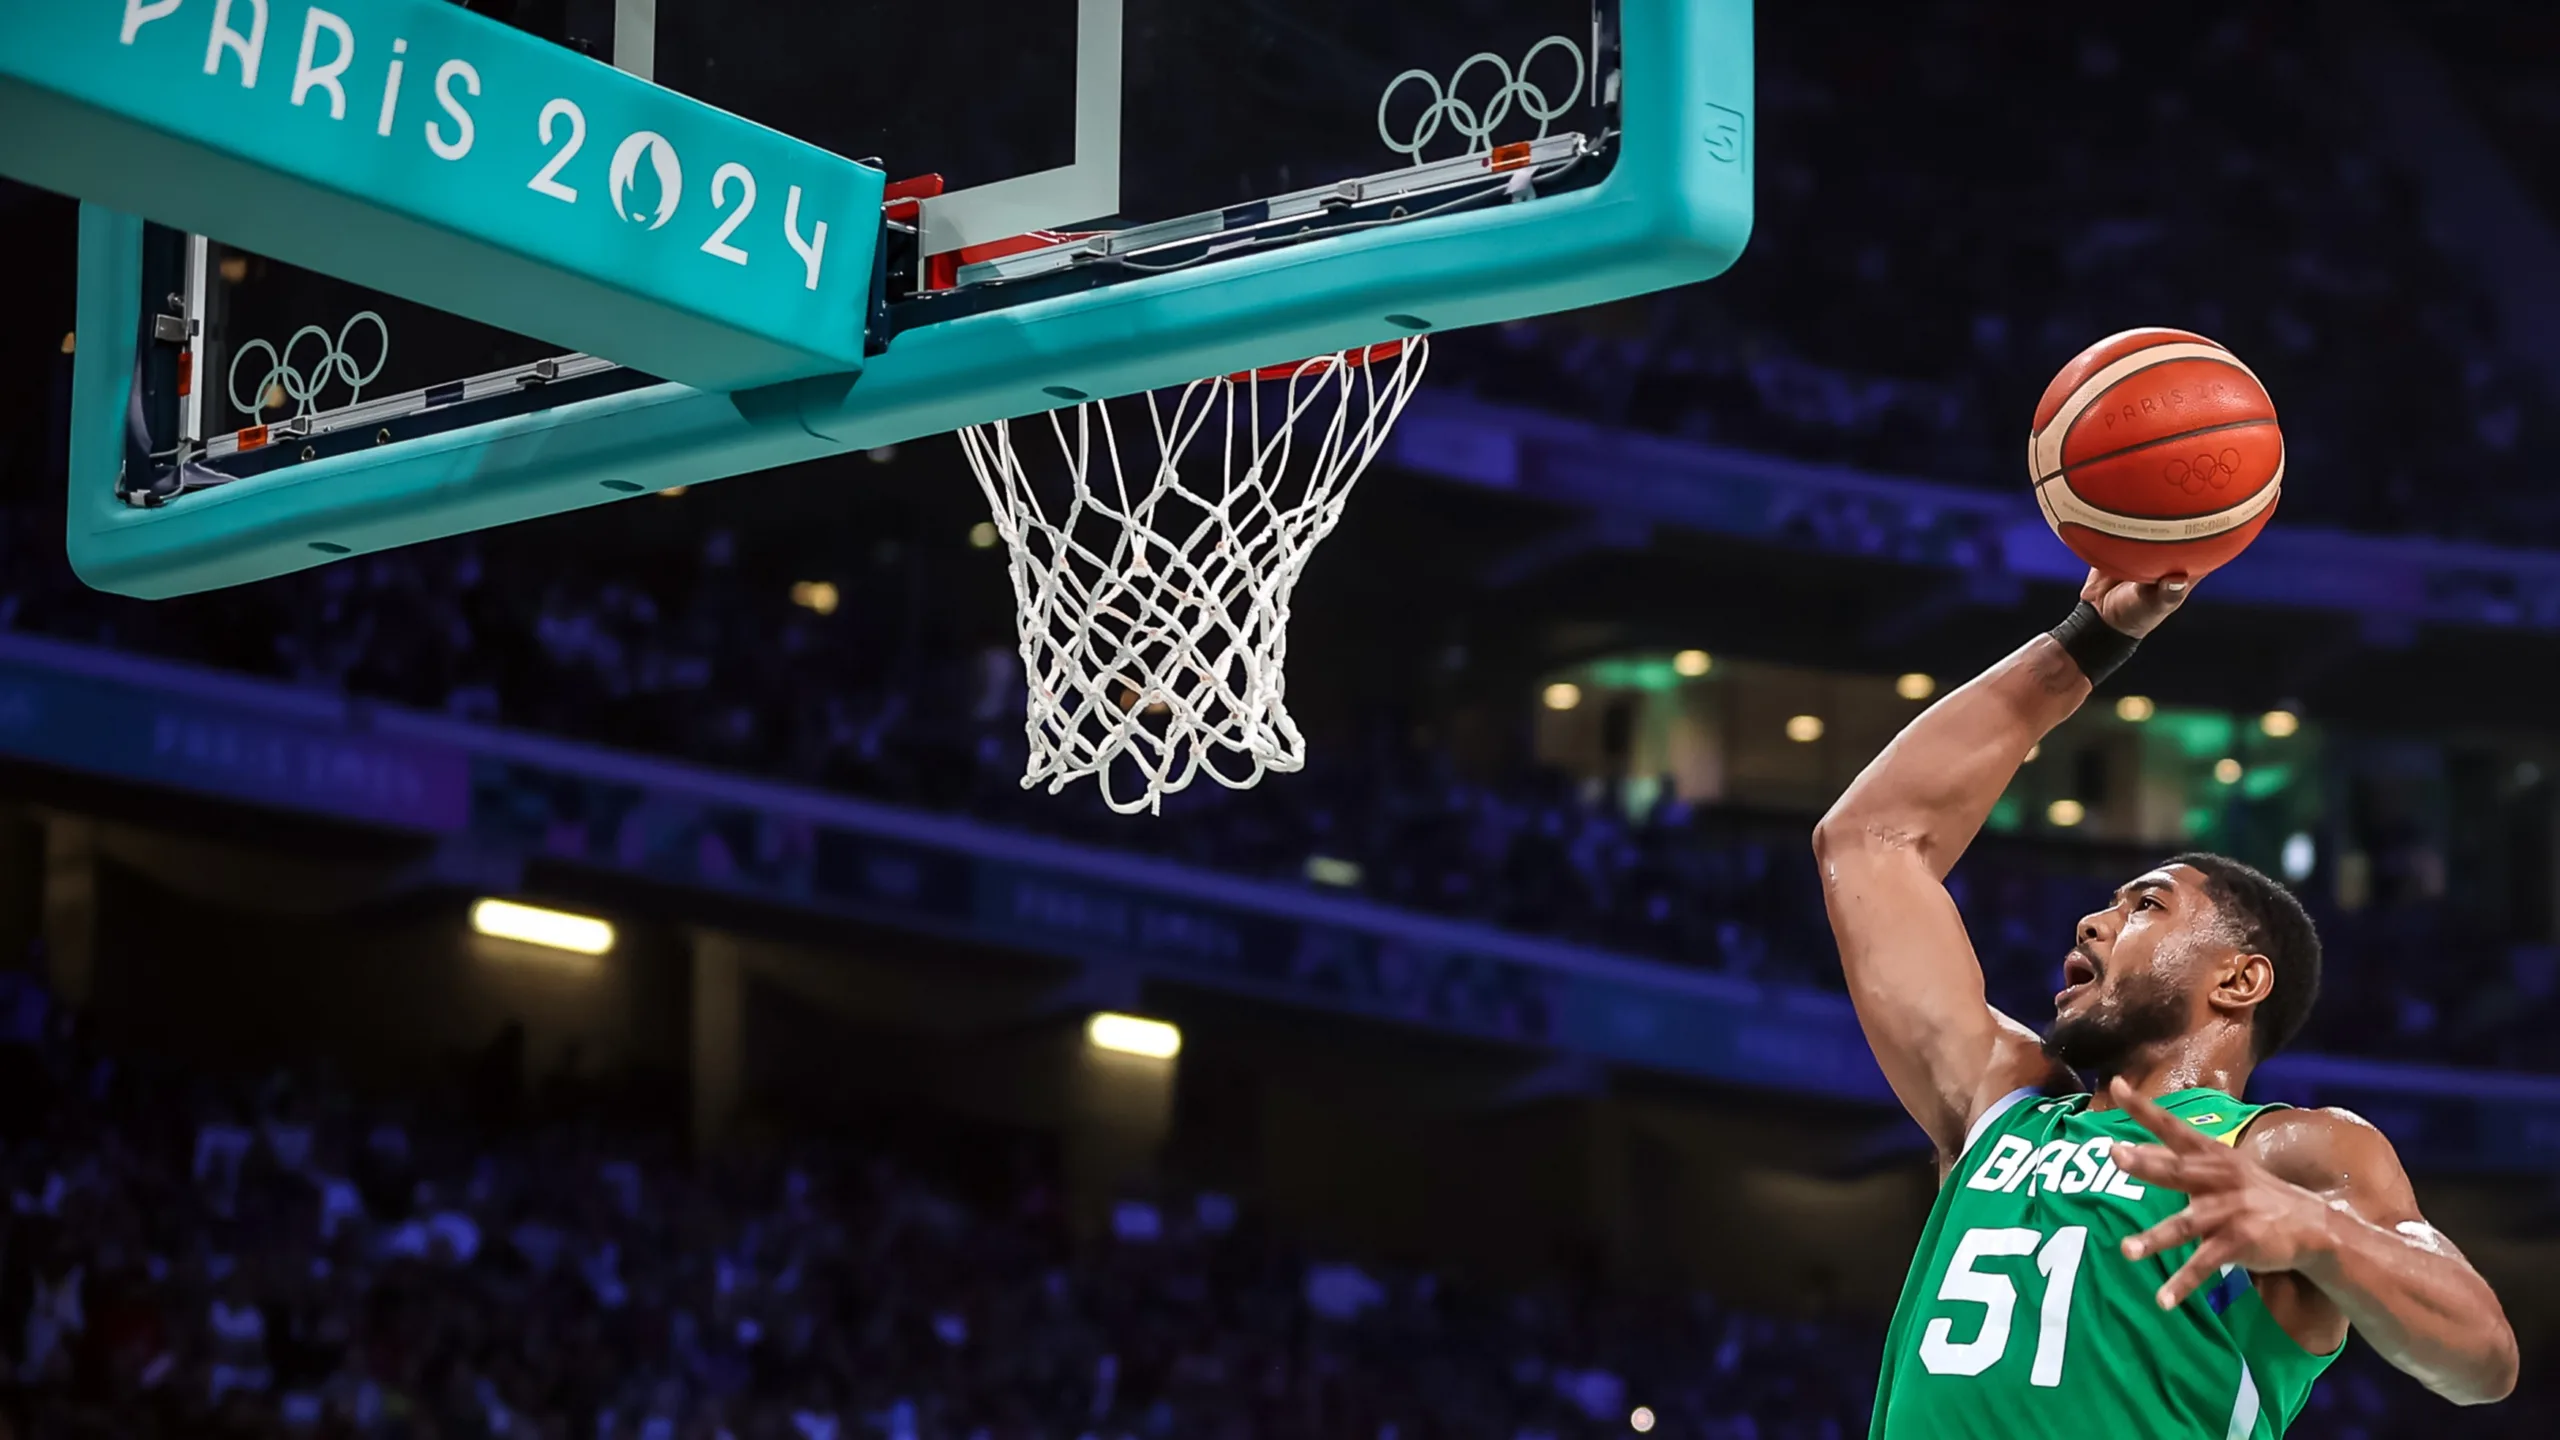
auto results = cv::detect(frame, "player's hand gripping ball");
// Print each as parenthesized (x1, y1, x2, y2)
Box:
(2029, 328, 2283, 583)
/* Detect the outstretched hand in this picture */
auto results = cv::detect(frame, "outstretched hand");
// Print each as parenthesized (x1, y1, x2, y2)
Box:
(2108, 1078, 2336, 1311)
(2081, 568, 2194, 640)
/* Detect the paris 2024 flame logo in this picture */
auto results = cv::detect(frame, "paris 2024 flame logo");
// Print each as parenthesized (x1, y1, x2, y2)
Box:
(608, 131, 683, 230)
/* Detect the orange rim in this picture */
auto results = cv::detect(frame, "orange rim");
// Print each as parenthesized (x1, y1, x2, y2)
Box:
(1229, 339, 1412, 384)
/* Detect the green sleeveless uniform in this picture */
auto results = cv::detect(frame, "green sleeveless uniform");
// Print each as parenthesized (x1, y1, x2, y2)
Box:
(1873, 1087, 2340, 1438)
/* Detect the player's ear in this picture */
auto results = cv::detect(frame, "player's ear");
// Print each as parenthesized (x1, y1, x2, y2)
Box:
(2212, 951, 2274, 1022)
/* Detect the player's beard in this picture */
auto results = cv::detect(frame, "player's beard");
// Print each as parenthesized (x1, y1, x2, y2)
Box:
(2043, 968, 2191, 1079)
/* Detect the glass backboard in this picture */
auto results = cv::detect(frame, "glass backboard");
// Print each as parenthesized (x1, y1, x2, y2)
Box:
(136, 0, 1614, 491)
(29, 0, 1746, 594)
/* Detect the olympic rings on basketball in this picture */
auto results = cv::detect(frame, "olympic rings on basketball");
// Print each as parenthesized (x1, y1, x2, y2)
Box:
(2163, 448, 2244, 496)
(228, 311, 391, 423)
(1377, 36, 1587, 164)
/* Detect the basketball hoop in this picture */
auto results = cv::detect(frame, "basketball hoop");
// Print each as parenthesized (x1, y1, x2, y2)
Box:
(959, 338, 1429, 814)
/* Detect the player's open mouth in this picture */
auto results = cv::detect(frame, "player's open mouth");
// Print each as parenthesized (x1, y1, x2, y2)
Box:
(2055, 952, 2099, 1006)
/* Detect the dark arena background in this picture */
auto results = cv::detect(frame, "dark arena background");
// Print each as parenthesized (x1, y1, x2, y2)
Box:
(3, 0, 2560, 1436)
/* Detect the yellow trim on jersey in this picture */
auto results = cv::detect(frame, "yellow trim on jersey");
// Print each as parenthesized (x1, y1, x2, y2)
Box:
(2218, 1104, 2288, 1148)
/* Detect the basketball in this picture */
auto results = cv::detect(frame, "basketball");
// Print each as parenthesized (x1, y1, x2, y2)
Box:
(2028, 327, 2284, 582)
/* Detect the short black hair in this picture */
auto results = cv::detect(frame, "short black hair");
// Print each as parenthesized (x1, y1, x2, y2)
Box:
(2168, 852, 2322, 1061)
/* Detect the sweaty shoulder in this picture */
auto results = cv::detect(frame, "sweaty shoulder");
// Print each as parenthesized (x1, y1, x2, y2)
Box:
(2240, 1105, 2409, 1201)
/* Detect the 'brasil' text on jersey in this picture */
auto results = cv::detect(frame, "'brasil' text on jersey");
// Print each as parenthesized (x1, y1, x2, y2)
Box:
(1872, 1088, 2340, 1438)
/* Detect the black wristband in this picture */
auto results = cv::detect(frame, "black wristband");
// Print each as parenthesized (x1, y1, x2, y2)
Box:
(2049, 601, 2140, 686)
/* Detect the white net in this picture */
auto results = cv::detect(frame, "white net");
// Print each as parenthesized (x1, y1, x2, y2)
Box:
(959, 339, 1430, 815)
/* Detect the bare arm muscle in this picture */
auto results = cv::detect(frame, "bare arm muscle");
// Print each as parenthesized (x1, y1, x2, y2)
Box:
(1814, 635, 2089, 1153)
(2249, 1110, 2518, 1405)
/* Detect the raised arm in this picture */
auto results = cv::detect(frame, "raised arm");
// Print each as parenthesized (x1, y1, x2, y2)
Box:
(1812, 571, 2189, 1154)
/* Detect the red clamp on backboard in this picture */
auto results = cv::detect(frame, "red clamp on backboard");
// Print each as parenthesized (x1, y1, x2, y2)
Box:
(882, 174, 946, 226)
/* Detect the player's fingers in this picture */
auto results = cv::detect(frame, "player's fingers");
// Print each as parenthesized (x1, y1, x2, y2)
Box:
(2154, 1239, 2240, 1312)
(2121, 1197, 2230, 1261)
(2113, 1078, 2214, 1152)
(2107, 1141, 2200, 1191)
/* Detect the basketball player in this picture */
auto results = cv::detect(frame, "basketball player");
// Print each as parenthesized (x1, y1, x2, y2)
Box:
(1815, 570, 2518, 1436)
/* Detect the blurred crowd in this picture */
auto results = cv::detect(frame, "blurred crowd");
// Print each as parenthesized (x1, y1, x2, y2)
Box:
(2424, 0, 2560, 223)
(3, 471, 2556, 1074)
(0, 970, 1880, 1440)
(966, 741, 2560, 1075)
(0, 974, 2545, 1440)
(1432, 0, 2560, 545)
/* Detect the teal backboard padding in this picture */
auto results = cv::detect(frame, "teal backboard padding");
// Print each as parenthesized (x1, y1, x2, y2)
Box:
(57, 0, 1751, 600)
(4, 0, 882, 392)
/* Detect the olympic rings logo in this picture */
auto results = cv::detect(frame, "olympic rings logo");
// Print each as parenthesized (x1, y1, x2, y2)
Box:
(1378, 36, 1588, 164)
(2163, 447, 2243, 496)
(228, 312, 391, 424)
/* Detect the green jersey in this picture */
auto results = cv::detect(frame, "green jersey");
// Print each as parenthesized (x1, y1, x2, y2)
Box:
(1873, 1087, 2340, 1438)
